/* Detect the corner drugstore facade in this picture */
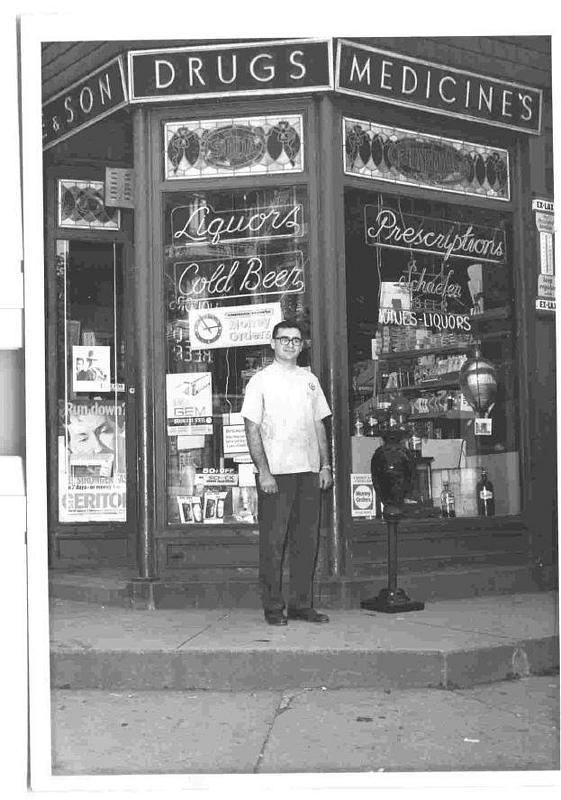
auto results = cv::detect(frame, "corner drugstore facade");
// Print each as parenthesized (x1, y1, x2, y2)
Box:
(42, 36, 557, 605)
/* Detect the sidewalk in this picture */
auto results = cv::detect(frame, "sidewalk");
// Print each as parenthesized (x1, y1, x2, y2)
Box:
(51, 676, 560, 774)
(50, 591, 559, 691)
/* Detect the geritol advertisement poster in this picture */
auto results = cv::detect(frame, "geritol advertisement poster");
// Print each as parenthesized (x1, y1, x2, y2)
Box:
(58, 398, 127, 522)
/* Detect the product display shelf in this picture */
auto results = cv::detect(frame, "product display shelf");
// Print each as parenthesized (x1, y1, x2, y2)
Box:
(408, 410, 473, 421)
(376, 372, 461, 394)
(470, 306, 511, 322)
(377, 343, 472, 362)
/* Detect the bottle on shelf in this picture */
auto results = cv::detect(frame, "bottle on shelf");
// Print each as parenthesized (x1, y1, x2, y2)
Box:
(409, 423, 422, 458)
(440, 481, 456, 517)
(353, 412, 364, 437)
(365, 413, 379, 437)
(181, 453, 197, 495)
(476, 468, 495, 516)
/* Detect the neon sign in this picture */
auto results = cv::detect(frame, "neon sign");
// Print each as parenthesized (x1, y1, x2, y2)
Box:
(171, 203, 302, 246)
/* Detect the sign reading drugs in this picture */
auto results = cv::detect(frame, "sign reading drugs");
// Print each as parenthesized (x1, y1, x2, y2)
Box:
(129, 39, 333, 102)
(189, 302, 282, 350)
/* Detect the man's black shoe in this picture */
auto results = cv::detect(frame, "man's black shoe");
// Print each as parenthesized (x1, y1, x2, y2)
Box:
(264, 610, 287, 626)
(287, 607, 329, 623)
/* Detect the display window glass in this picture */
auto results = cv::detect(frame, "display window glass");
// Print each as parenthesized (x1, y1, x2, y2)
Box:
(345, 188, 519, 519)
(55, 240, 127, 523)
(163, 185, 310, 525)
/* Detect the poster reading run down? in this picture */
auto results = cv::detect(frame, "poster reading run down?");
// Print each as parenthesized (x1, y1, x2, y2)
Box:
(58, 399, 127, 522)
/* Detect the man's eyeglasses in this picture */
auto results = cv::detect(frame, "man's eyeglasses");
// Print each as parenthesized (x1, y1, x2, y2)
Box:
(274, 336, 303, 347)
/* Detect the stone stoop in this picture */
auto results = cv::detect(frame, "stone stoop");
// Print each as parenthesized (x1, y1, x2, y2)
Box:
(48, 563, 557, 609)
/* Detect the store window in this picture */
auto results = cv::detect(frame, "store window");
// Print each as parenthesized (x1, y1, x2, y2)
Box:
(163, 185, 310, 525)
(346, 188, 519, 519)
(55, 239, 127, 523)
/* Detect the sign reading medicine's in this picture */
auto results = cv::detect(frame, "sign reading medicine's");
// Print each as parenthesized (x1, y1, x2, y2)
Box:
(336, 40, 542, 134)
(43, 57, 128, 150)
(129, 39, 333, 102)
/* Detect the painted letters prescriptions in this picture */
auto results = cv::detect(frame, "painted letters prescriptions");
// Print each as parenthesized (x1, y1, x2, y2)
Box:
(365, 207, 506, 264)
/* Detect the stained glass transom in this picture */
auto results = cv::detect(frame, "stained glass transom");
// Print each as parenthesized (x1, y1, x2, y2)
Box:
(343, 118, 510, 201)
(164, 115, 304, 180)
(57, 180, 121, 230)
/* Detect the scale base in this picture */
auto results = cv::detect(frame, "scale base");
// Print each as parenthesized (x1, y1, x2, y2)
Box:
(360, 587, 425, 613)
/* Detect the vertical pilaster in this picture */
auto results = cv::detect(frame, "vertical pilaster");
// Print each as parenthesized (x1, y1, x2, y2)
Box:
(317, 95, 351, 577)
(131, 107, 158, 603)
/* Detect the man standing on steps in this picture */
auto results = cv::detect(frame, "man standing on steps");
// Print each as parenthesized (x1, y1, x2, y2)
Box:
(241, 320, 333, 626)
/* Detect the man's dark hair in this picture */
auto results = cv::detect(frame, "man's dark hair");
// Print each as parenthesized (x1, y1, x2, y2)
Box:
(272, 319, 305, 339)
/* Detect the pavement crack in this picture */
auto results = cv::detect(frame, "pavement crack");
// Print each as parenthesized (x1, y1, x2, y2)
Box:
(253, 689, 313, 773)
(176, 611, 232, 649)
(391, 618, 524, 641)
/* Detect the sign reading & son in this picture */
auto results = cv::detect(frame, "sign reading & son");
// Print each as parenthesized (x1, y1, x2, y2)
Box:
(43, 57, 128, 150)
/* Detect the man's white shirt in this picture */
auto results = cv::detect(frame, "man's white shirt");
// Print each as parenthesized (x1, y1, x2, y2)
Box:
(241, 362, 331, 475)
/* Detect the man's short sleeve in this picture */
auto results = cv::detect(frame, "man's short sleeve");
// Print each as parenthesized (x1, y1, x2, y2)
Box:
(240, 373, 263, 425)
(312, 375, 331, 420)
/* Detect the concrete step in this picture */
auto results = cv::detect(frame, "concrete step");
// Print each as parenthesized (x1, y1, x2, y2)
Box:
(48, 563, 556, 609)
(49, 593, 559, 692)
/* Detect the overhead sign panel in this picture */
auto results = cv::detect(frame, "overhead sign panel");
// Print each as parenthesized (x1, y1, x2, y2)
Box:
(43, 56, 128, 150)
(336, 40, 542, 134)
(129, 39, 333, 102)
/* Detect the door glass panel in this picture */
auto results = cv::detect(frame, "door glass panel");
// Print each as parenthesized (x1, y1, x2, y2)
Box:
(345, 189, 519, 519)
(163, 186, 310, 525)
(55, 240, 127, 522)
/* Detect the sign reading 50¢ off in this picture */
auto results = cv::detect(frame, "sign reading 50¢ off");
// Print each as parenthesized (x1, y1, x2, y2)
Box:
(351, 473, 376, 518)
(189, 302, 282, 349)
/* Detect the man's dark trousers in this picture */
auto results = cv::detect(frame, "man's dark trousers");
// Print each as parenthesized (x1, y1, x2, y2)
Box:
(257, 472, 321, 613)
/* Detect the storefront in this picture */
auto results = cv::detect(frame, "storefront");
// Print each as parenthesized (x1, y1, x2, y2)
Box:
(42, 37, 556, 605)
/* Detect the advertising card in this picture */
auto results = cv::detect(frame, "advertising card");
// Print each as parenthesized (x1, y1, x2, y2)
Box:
(72, 345, 111, 393)
(188, 302, 282, 350)
(166, 372, 213, 436)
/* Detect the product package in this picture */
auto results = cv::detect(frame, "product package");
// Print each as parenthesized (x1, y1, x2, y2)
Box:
(203, 491, 227, 523)
(177, 495, 195, 524)
(191, 496, 203, 523)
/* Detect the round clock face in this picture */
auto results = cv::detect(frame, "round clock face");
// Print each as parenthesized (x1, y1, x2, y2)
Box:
(194, 313, 222, 345)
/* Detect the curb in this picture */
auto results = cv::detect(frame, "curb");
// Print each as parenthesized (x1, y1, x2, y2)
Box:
(50, 635, 559, 691)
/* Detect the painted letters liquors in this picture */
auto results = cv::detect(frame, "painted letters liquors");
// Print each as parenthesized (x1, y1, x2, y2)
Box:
(171, 203, 302, 246)
(129, 39, 333, 102)
(43, 57, 128, 150)
(336, 40, 542, 134)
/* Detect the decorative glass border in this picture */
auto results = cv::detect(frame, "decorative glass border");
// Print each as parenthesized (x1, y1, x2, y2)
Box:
(343, 118, 510, 201)
(57, 179, 121, 230)
(164, 114, 304, 180)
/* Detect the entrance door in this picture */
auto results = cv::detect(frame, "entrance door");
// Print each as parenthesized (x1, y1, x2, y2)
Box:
(48, 238, 136, 565)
